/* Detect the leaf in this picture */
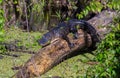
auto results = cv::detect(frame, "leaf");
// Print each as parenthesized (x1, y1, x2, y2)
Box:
(0, 0, 2, 4)
(0, 31, 4, 35)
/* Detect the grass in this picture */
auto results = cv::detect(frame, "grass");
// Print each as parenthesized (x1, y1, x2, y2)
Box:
(0, 53, 31, 78)
(0, 27, 42, 77)
(0, 27, 95, 78)
(4, 27, 42, 52)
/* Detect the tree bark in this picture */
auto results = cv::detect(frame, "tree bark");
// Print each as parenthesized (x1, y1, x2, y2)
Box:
(14, 10, 117, 78)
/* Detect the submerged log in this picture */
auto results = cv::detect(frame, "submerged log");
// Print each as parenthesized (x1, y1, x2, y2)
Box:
(14, 10, 117, 78)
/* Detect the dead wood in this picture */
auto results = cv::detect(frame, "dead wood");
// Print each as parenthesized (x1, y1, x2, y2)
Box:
(14, 10, 117, 78)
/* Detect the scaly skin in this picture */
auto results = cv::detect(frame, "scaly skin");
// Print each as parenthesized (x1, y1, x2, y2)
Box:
(38, 19, 100, 48)
(37, 22, 72, 47)
(68, 19, 100, 48)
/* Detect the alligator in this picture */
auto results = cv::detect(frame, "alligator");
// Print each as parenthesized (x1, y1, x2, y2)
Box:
(38, 19, 100, 48)
(37, 22, 73, 47)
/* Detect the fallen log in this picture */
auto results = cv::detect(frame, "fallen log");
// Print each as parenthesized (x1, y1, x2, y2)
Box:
(14, 10, 117, 78)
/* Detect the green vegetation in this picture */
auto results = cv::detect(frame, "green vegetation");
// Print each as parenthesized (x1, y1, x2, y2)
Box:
(77, 0, 120, 19)
(77, 0, 103, 19)
(85, 18, 120, 78)
(0, 0, 4, 42)
(0, 27, 42, 77)
(3, 27, 42, 52)
(0, 0, 5, 53)
(0, 53, 31, 78)
(107, 0, 120, 10)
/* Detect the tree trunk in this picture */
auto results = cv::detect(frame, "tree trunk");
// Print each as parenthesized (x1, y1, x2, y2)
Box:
(14, 10, 117, 78)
